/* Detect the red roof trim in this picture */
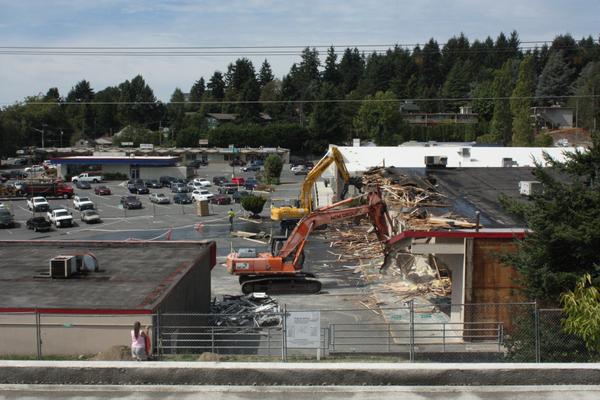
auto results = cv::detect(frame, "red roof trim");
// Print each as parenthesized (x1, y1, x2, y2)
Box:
(387, 230, 527, 246)
(0, 308, 153, 315)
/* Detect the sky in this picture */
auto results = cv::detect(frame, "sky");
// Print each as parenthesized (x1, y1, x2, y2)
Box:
(0, 0, 598, 103)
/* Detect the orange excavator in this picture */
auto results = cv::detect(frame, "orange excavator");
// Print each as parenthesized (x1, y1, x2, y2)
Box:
(226, 187, 394, 294)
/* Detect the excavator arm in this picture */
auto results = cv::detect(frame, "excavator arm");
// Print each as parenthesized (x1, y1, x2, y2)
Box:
(278, 189, 391, 262)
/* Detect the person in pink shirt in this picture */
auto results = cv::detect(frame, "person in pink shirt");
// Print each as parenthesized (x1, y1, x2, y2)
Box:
(131, 321, 149, 361)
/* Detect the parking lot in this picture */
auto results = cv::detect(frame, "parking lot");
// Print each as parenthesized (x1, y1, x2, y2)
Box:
(0, 163, 387, 322)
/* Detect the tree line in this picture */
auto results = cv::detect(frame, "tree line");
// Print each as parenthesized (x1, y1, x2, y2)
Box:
(1, 31, 599, 157)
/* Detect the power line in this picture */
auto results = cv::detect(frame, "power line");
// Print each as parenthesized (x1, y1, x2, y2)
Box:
(4, 94, 599, 107)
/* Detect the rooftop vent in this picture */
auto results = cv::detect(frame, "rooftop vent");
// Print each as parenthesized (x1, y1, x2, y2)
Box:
(49, 255, 77, 278)
(424, 156, 448, 169)
(502, 158, 518, 168)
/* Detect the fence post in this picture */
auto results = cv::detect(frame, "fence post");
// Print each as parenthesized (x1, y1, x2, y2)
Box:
(331, 324, 336, 352)
(409, 300, 415, 362)
(211, 327, 215, 354)
(155, 310, 161, 359)
(282, 305, 287, 362)
(35, 309, 42, 360)
(267, 328, 271, 357)
(443, 323, 446, 352)
(534, 302, 541, 363)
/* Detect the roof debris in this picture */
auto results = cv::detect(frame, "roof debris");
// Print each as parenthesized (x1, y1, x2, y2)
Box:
(210, 293, 281, 328)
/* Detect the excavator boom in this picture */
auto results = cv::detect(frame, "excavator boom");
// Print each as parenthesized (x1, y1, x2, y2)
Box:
(228, 187, 393, 294)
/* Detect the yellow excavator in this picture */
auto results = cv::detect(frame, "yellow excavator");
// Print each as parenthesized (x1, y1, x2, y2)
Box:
(271, 146, 362, 228)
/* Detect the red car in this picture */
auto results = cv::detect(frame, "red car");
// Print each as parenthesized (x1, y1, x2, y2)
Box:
(210, 194, 231, 205)
(94, 185, 112, 195)
(231, 177, 245, 185)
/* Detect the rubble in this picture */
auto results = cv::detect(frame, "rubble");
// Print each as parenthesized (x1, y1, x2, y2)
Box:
(210, 293, 281, 328)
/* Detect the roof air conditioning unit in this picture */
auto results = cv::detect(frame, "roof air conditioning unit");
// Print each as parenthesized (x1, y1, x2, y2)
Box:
(458, 148, 471, 157)
(502, 158, 517, 167)
(424, 156, 448, 168)
(49, 255, 77, 278)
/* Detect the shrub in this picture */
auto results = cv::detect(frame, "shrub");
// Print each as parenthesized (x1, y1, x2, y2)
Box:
(264, 154, 283, 185)
(241, 194, 267, 217)
(103, 172, 128, 181)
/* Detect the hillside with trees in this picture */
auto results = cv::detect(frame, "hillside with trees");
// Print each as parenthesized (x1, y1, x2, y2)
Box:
(1, 32, 599, 157)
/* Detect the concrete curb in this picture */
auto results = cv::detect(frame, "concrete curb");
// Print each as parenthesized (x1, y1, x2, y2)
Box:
(0, 362, 599, 386)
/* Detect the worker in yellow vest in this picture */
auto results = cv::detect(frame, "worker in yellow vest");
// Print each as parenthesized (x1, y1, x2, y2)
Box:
(227, 209, 235, 231)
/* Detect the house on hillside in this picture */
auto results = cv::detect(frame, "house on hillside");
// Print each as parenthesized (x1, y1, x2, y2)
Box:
(206, 113, 273, 130)
(532, 106, 574, 130)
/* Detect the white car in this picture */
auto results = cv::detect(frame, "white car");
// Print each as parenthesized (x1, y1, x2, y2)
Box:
(27, 196, 50, 212)
(291, 165, 308, 175)
(73, 196, 95, 211)
(187, 182, 205, 191)
(192, 178, 211, 187)
(24, 165, 45, 174)
(191, 189, 214, 202)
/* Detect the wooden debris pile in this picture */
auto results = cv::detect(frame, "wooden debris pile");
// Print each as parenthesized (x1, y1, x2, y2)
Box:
(362, 166, 478, 230)
(210, 293, 281, 328)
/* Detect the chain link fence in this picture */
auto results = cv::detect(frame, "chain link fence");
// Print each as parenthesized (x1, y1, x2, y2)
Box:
(1, 303, 598, 362)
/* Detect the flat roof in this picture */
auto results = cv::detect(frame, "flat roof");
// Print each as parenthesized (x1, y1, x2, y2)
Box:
(0, 240, 215, 313)
(50, 156, 179, 166)
(335, 145, 581, 171)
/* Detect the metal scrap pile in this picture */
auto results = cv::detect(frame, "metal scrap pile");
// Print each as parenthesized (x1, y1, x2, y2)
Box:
(210, 293, 282, 328)
(362, 166, 477, 230)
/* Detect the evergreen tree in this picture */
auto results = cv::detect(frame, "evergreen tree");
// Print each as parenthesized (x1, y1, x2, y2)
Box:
(207, 71, 225, 101)
(66, 80, 96, 139)
(44, 88, 61, 101)
(94, 86, 121, 136)
(569, 62, 600, 132)
(490, 60, 515, 144)
(189, 77, 205, 111)
(298, 47, 321, 84)
(339, 48, 365, 93)
(323, 46, 341, 85)
(501, 137, 600, 304)
(441, 33, 470, 77)
(511, 56, 536, 146)
(536, 50, 574, 105)
(167, 88, 186, 139)
(419, 39, 442, 88)
(441, 59, 472, 111)
(308, 82, 345, 152)
(117, 75, 159, 128)
(258, 59, 274, 88)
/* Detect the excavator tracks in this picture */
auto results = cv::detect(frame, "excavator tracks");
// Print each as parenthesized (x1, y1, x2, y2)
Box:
(240, 274, 322, 295)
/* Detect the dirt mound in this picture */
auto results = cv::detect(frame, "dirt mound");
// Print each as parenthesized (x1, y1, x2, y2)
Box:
(91, 345, 132, 361)
(198, 352, 221, 361)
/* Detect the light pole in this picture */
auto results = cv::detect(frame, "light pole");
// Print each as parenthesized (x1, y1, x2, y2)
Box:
(32, 124, 48, 149)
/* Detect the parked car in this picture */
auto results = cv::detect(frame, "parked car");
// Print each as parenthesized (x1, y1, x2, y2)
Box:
(187, 182, 205, 191)
(159, 176, 176, 187)
(186, 159, 208, 168)
(232, 190, 251, 203)
(218, 183, 239, 195)
(71, 172, 102, 183)
(291, 165, 308, 175)
(145, 179, 162, 189)
(192, 178, 211, 187)
(26, 216, 51, 232)
(231, 177, 245, 185)
(0, 208, 15, 228)
(120, 196, 142, 209)
(73, 195, 95, 211)
(75, 180, 92, 189)
(27, 196, 50, 212)
(47, 208, 73, 228)
(210, 194, 232, 205)
(191, 189, 214, 202)
(171, 183, 190, 193)
(24, 165, 45, 174)
(244, 178, 259, 190)
(213, 176, 228, 186)
(134, 184, 149, 194)
(81, 209, 101, 224)
(173, 193, 193, 204)
(149, 193, 170, 204)
(242, 164, 261, 172)
(229, 159, 246, 167)
(94, 185, 111, 195)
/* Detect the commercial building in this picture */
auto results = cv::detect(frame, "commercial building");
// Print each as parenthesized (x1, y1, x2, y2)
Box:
(0, 240, 215, 356)
(50, 155, 186, 180)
